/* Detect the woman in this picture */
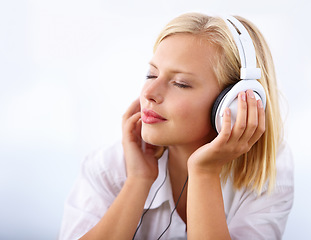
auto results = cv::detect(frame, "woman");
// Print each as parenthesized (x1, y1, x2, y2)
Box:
(60, 13, 294, 239)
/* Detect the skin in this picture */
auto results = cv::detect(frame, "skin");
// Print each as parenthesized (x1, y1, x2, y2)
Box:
(80, 34, 265, 239)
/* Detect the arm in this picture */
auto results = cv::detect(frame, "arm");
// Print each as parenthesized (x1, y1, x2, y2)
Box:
(80, 178, 153, 240)
(187, 90, 265, 239)
(187, 170, 230, 239)
(81, 99, 159, 240)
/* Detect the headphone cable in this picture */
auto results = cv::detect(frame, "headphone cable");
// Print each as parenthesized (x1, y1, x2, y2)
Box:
(157, 176, 188, 240)
(132, 165, 168, 239)
(132, 166, 188, 239)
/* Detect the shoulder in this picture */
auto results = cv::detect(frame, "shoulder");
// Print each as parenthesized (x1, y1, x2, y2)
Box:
(81, 140, 127, 194)
(275, 140, 294, 188)
(59, 141, 126, 239)
(83, 140, 125, 172)
(223, 140, 294, 214)
(223, 141, 294, 238)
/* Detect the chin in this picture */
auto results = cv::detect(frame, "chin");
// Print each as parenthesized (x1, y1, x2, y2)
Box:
(141, 134, 163, 147)
(141, 128, 167, 147)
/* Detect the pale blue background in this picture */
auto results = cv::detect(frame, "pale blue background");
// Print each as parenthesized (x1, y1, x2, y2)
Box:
(0, 0, 310, 239)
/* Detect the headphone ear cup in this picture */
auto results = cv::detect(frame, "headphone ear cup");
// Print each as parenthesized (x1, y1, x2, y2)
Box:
(211, 80, 266, 134)
(211, 84, 235, 132)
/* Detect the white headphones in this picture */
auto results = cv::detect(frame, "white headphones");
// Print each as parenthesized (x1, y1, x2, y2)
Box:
(211, 16, 266, 133)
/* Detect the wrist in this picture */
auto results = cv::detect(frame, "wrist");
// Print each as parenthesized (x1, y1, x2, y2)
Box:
(187, 164, 223, 195)
(125, 176, 155, 191)
(187, 159, 222, 179)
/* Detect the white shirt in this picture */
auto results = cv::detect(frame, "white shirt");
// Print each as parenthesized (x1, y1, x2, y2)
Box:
(59, 140, 294, 240)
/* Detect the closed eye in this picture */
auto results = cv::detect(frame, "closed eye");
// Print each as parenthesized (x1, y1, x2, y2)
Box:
(146, 75, 157, 80)
(173, 82, 191, 89)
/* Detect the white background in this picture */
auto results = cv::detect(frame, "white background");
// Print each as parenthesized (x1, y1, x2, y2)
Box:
(0, 0, 310, 239)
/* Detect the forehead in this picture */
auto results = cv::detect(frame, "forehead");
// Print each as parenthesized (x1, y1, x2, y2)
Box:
(151, 34, 217, 79)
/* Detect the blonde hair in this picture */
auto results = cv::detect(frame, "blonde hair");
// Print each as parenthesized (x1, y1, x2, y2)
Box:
(154, 13, 283, 193)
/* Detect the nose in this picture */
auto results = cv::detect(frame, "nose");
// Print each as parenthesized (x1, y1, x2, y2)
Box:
(142, 77, 165, 103)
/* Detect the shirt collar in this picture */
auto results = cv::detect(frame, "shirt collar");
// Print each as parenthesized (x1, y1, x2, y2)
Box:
(144, 149, 173, 209)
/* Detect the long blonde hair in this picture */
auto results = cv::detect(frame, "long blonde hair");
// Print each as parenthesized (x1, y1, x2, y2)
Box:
(154, 13, 282, 193)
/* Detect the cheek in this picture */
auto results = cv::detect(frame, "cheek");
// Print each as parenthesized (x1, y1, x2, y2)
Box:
(173, 100, 213, 130)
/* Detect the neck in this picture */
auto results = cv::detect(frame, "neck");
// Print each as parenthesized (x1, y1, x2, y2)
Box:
(167, 146, 189, 224)
(168, 146, 190, 174)
(166, 135, 217, 224)
(167, 134, 216, 173)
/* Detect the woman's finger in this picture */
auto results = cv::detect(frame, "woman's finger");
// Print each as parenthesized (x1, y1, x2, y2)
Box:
(217, 107, 232, 144)
(238, 90, 258, 143)
(122, 98, 140, 123)
(248, 99, 265, 146)
(229, 91, 247, 142)
(123, 112, 141, 139)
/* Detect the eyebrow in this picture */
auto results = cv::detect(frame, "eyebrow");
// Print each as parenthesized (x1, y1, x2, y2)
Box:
(148, 62, 197, 77)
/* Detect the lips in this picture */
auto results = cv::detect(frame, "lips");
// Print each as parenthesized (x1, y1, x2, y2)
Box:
(141, 109, 167, 124)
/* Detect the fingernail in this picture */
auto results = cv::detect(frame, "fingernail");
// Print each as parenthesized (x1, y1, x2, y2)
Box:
(258, 99, 263, 108)
(225, 108, 230, 116)
(247, 90, 255, 99)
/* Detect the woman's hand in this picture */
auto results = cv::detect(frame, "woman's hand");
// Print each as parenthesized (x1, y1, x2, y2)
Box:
(81, 99, 160, 240)
(122, 98, 159, 183)
(188, 90, 265, 175)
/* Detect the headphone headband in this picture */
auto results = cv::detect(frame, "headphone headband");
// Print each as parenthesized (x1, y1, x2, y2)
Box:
(212, 16, 266, 133)
(223, 16, 261, 80)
